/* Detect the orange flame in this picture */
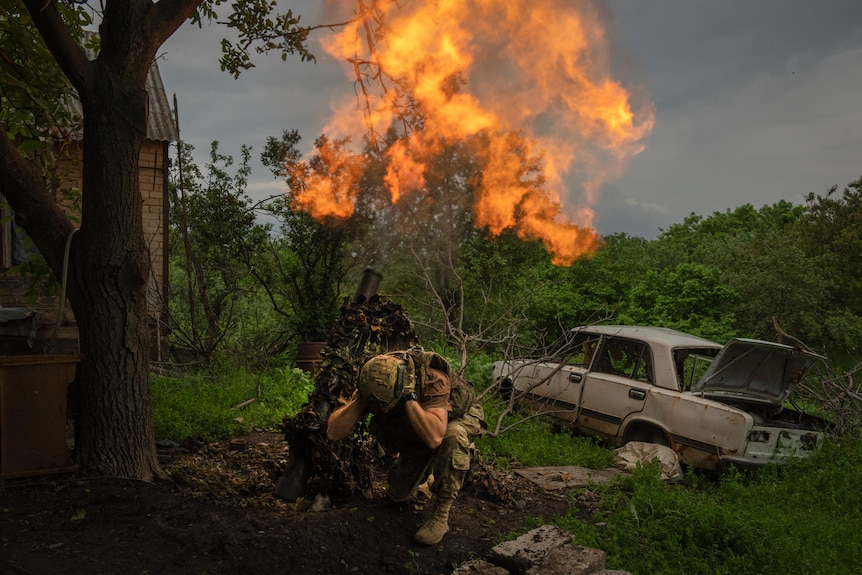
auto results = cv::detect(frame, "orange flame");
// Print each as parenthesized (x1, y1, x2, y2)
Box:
(314, 0, 653, 265)
(293, 137, 362, 219)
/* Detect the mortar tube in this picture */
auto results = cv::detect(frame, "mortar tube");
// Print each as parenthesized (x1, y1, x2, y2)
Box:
(353, 268, 382, 304)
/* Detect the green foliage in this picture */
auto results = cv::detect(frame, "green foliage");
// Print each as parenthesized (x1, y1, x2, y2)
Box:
(256, 205, 352, 342)
(462, 351, 496, 391)
(0, 2, 90, 153)
(455, 229, 551, 348)
(476, 395, 614, 469)
(658, 201, 803, 255)
(796, 179, 862, 355)
(215, 0, 315, 78)
(258, 132, 358, 342)
(538, 233, 656, 331)
(169, 141, 275, 362)
(621, 262, 737, 342)
(151, 366, 314, 442)
(558, 438, 862, 574)
(718, 229, 830, 343)
(0, 4, 90, 300)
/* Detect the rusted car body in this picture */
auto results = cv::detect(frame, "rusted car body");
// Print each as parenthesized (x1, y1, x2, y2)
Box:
(491, 325, 830, 471)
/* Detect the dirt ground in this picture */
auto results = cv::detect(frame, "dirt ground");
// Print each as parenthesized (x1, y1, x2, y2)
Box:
(0, 432, 580, 575)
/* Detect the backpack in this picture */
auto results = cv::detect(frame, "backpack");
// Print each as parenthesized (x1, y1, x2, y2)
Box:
(402, 348, 477, 420)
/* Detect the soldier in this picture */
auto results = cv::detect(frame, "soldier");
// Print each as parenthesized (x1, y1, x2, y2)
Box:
(326, 350, 484, 545)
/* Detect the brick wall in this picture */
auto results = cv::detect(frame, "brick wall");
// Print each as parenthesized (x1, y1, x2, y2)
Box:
(139, 141, 168, 322)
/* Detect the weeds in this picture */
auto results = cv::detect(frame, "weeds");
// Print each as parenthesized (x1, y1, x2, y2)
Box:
(476, 397, 614, 469)
(404, 549, 420, 574)
(557, 438, 862, 574)
(151, 366, 313, 441)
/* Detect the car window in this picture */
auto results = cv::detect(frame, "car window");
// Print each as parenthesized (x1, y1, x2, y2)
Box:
(675, 348, 717, 391)
(631, 347, 653, 382)
(594, 338, 653, 383)
(562, 331, 601, 367)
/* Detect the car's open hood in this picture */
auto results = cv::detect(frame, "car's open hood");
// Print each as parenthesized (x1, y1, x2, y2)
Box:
(692, 338, 825, 406)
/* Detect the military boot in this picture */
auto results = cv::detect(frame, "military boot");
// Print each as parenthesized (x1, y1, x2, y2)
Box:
(413, 497, 453, 545)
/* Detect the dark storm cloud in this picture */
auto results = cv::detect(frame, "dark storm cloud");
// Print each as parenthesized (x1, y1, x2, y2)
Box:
(599, 0, 862, 237)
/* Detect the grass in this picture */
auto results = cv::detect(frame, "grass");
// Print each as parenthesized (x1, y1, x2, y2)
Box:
(151, 365, 314, 442)
(476, 394, 615, 469)
(477, 411, 614, 469)
(555, 437, 862, 575)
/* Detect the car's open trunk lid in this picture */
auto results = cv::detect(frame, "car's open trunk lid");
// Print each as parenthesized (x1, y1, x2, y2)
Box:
(692, 338, 825, 406)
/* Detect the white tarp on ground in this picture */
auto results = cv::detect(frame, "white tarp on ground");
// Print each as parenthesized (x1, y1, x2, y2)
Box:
(612, 441, 683, 481)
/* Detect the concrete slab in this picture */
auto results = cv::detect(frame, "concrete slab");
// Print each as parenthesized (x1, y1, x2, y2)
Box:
(525, 545, 605, 575)
(513, 466, 625, 490)
(488, 525, 573, 574)
(452, 558, 510, 575)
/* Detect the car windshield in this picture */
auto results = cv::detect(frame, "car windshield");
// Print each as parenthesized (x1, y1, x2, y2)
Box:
(675, 348, 719, 391)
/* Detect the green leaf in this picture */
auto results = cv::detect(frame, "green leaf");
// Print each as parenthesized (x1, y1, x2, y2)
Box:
(16, 139, 47, 152)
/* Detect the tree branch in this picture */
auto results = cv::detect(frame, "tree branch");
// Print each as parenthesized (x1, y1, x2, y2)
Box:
(144, 0, 203, 51)
(22, 0, 93, 94)
(0, 121, 75, 269)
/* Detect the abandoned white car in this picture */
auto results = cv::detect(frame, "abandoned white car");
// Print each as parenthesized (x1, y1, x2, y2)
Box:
(492, 325, 831, 471)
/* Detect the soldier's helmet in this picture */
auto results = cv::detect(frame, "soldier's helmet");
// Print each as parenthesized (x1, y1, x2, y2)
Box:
(358, 354, 408, 414)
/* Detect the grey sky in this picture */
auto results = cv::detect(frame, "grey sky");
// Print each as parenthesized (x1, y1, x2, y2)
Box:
(158, 0, 862, 239)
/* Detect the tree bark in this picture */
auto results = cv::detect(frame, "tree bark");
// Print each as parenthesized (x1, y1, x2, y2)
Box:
(67, 57, 159, 478)
(3, 0, 202, 480)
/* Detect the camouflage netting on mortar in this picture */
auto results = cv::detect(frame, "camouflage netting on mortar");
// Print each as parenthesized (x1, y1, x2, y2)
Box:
(167, 277, 514, 507)
(275, 288, 514, 505)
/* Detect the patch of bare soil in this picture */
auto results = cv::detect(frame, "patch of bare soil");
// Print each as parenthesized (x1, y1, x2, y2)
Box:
(0, 432, 579, 575)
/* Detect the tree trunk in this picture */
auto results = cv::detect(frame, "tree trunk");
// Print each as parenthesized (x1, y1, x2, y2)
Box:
(64, 61, 162, 479)
(7, 0, 202, 480)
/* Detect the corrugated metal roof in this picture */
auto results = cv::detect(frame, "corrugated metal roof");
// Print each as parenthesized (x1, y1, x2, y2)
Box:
(66, 33, 178, 142)
(143, 59, 179, 142)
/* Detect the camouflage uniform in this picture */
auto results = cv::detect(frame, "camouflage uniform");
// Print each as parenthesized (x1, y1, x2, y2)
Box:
(369, 368, 485, 503)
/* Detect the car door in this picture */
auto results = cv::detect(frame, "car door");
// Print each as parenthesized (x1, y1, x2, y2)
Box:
(575, 336, 654, 440)
(513, 330, 598, 423)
